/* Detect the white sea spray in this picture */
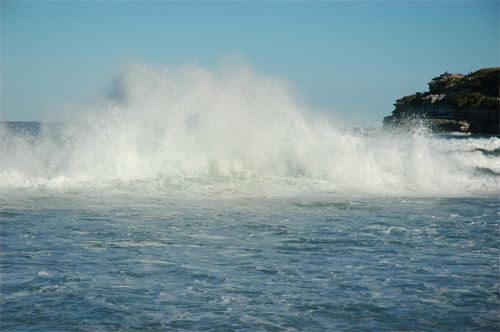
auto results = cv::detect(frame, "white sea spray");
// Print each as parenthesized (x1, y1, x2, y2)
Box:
(1, 62, 499, 197)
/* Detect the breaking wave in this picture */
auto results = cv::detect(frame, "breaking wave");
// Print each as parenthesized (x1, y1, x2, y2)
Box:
(1, 62, 499, 197)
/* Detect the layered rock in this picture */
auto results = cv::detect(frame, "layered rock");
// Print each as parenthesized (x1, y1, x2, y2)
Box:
(383, 68, 499, 134)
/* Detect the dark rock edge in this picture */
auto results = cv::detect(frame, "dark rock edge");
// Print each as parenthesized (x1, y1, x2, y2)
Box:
(383, 68, 499, 135)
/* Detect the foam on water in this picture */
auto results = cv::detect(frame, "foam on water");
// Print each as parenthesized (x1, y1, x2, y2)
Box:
(1, 62, 499, 197)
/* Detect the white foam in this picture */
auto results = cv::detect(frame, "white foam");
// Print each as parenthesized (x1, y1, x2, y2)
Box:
(1, 62, 499, 197)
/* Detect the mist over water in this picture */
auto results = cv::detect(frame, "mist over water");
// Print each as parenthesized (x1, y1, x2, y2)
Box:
(1, 62, 499, 197)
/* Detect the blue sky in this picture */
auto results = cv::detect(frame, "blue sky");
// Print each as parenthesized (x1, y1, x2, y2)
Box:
(1, 1, 499, 126)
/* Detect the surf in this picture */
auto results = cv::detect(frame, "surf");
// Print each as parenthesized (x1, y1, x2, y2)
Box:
(1, 62, 499, 197)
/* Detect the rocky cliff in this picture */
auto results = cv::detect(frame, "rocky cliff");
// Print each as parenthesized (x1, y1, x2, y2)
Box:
(383, 68, 499, 134)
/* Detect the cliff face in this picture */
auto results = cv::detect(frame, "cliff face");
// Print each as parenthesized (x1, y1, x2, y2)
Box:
(383, 68, 499, 134)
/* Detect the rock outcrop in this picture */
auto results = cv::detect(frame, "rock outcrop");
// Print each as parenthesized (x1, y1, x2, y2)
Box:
(383, 68, 499, 134)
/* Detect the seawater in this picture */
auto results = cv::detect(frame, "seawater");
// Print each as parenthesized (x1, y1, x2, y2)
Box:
(1, 63, 499, 331)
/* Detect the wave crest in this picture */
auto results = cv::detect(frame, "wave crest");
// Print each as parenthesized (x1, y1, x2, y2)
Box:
(1, 62, 499, 197)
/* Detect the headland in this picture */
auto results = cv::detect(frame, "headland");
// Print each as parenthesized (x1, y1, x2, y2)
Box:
(383, 68, 499, 134)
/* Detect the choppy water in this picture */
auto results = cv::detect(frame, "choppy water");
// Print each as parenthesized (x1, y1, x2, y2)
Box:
(1, 63, 499, 331)
(1, 194, 499, 331)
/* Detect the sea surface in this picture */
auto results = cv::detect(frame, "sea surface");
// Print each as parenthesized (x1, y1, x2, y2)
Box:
(1, 64, 499, 331)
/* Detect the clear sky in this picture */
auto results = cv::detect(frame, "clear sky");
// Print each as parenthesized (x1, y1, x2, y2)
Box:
(1, 1, 499, 126)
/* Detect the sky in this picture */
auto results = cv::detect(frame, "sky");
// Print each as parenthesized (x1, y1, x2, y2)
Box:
(1, 1, 499, 126)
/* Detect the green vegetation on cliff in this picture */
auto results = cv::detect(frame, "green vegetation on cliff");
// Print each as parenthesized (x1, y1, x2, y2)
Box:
(450, 91, 499, 110)
(398, 94, 417, 104)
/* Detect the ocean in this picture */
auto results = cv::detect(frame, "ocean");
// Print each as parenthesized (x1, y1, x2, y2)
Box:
(1, 64, 499, 331)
